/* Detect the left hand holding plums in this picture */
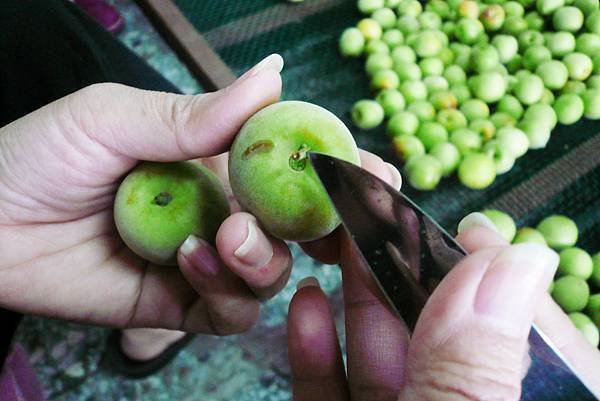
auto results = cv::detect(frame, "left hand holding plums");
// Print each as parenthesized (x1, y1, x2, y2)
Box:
(0, 55, 292, 334)
(0, 53, 400, 337)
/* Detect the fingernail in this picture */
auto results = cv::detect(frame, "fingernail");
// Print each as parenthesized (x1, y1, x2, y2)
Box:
(457, 212, 499, 235)
(237, 54, 284, 83)
(234, 219, 273, 268)
(180, 235, 220, 276)
(474, 244, 558, 326)
(297, 276, 320, 289)
(386, 162, 402, 191)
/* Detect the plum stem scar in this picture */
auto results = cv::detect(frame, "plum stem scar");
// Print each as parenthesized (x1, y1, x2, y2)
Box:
(289, 144, 311, 171)
(154, 192, 172, 206)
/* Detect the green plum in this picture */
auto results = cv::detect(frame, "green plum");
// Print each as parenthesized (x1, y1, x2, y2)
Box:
(470, 72, 507, 103)
(416, 122, 448, 150)
(393, 135, 426, 161)
(537, 214, 578, 250)
(352, 100, 385, 129)
(552, 276, 590, 312)
(339, 27, 365, 57)
(569, 313, 600, 346)
(430, 142, 461, 176)
(437, 109, 468, 131)
(558, 247, 593, 279)
(518, 119, 551, 149)
(470, 119, 496, 141)
(405, 155, 443, 190)
(483, 140, 516, 174)
(229, 101, 360, 241)
(482, 209, 517, 242)
(513, 227, 548, 245)
(480, 4, 506, 31)
(458, 153, 496, 189)
(387, 111, 420, 137)
(592, 252, 600, 288)
(114, 161, 230, 266)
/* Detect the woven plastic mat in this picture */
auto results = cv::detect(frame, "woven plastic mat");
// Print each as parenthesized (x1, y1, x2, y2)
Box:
(173, 0, 599, 250)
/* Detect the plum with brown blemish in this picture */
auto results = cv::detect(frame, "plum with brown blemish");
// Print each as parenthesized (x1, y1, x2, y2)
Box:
(229, 101, 360, 241)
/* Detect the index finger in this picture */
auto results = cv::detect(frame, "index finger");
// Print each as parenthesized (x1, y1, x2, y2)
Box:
(535, 293, 600, 397)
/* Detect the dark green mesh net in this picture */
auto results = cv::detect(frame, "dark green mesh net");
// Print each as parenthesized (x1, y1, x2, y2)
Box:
(174, 0, 599, 251)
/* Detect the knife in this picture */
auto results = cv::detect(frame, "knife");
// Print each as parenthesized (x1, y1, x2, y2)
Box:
(309, 152, 598, 401)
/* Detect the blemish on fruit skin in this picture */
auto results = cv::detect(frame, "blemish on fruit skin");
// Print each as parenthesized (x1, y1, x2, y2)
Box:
(242, 140, 274, 160)
(127, 193, 136, 205)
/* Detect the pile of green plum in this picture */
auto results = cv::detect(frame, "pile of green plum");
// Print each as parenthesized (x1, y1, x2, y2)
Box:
(477, 209, 600, 347)
(340, 0, 600, 190)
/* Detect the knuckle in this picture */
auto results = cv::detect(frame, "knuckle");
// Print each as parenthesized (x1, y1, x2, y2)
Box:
(406, 326, 524, 401)
(208, 298, 260, 336)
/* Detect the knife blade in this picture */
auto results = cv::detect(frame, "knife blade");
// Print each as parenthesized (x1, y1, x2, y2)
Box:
(309, 152, 597, 401)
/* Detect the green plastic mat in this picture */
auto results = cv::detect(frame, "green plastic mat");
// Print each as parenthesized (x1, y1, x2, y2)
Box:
(174, 0, 599, 251)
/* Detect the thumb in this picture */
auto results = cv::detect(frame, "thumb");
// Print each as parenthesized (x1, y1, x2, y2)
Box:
(81, 54, 282, 163)
(2, 53, 282, 177)
(399, 244, 558, 401)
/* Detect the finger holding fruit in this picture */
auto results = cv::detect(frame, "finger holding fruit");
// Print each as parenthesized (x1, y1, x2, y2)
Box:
(0, 54, 295, 335)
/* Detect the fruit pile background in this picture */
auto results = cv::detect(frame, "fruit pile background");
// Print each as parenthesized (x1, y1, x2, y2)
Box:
(477, 210, 600, 348)
(340, 0, 600, 191)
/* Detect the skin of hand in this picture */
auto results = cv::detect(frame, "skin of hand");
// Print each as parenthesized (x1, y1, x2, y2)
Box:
(0, 53, 401, 337)
(288, 210, 600, 400)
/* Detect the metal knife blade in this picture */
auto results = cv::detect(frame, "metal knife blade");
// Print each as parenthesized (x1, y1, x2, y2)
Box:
(309, 152, 597, 401)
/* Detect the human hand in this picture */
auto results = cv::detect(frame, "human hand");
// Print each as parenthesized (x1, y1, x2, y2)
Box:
(0, 55, 285, 334)
(0, 52, 401, 337)
(288, 213, 600, 400)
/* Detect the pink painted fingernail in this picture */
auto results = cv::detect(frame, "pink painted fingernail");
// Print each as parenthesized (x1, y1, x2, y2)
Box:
(474, 244, 558, 327)
(234, 219, 273, 268)
(180, 235, 220, 276)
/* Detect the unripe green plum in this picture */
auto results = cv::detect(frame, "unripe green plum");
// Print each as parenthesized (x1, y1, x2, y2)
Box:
(405, 155, 443, 190)
(482, 209, 517, 242)
(559, 247, 593, 279)
(569, 313, 599, 347)
(537, 214, 578, 250)
(358, 18, 383, 40)
(451, 128, 482, 155)
(592, 252, 600, 288)
(518, 119, 551, 149)
(114, 161, 230, 266)
(470, 72, 506, 103)
(483, 140, 516, 174)
(552, 276, 590, 312)
(339, 28, 365, 57)
(393, 135, 425, 161)
(430, 142, 461, 176)
(458, 153, 496, 189)
(387, 111, 420, 137)
(229, 101, 360, 241)
(470, 119, 496, 141)
(480, 5, 505, 31)
(513, 227, 547, 245)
